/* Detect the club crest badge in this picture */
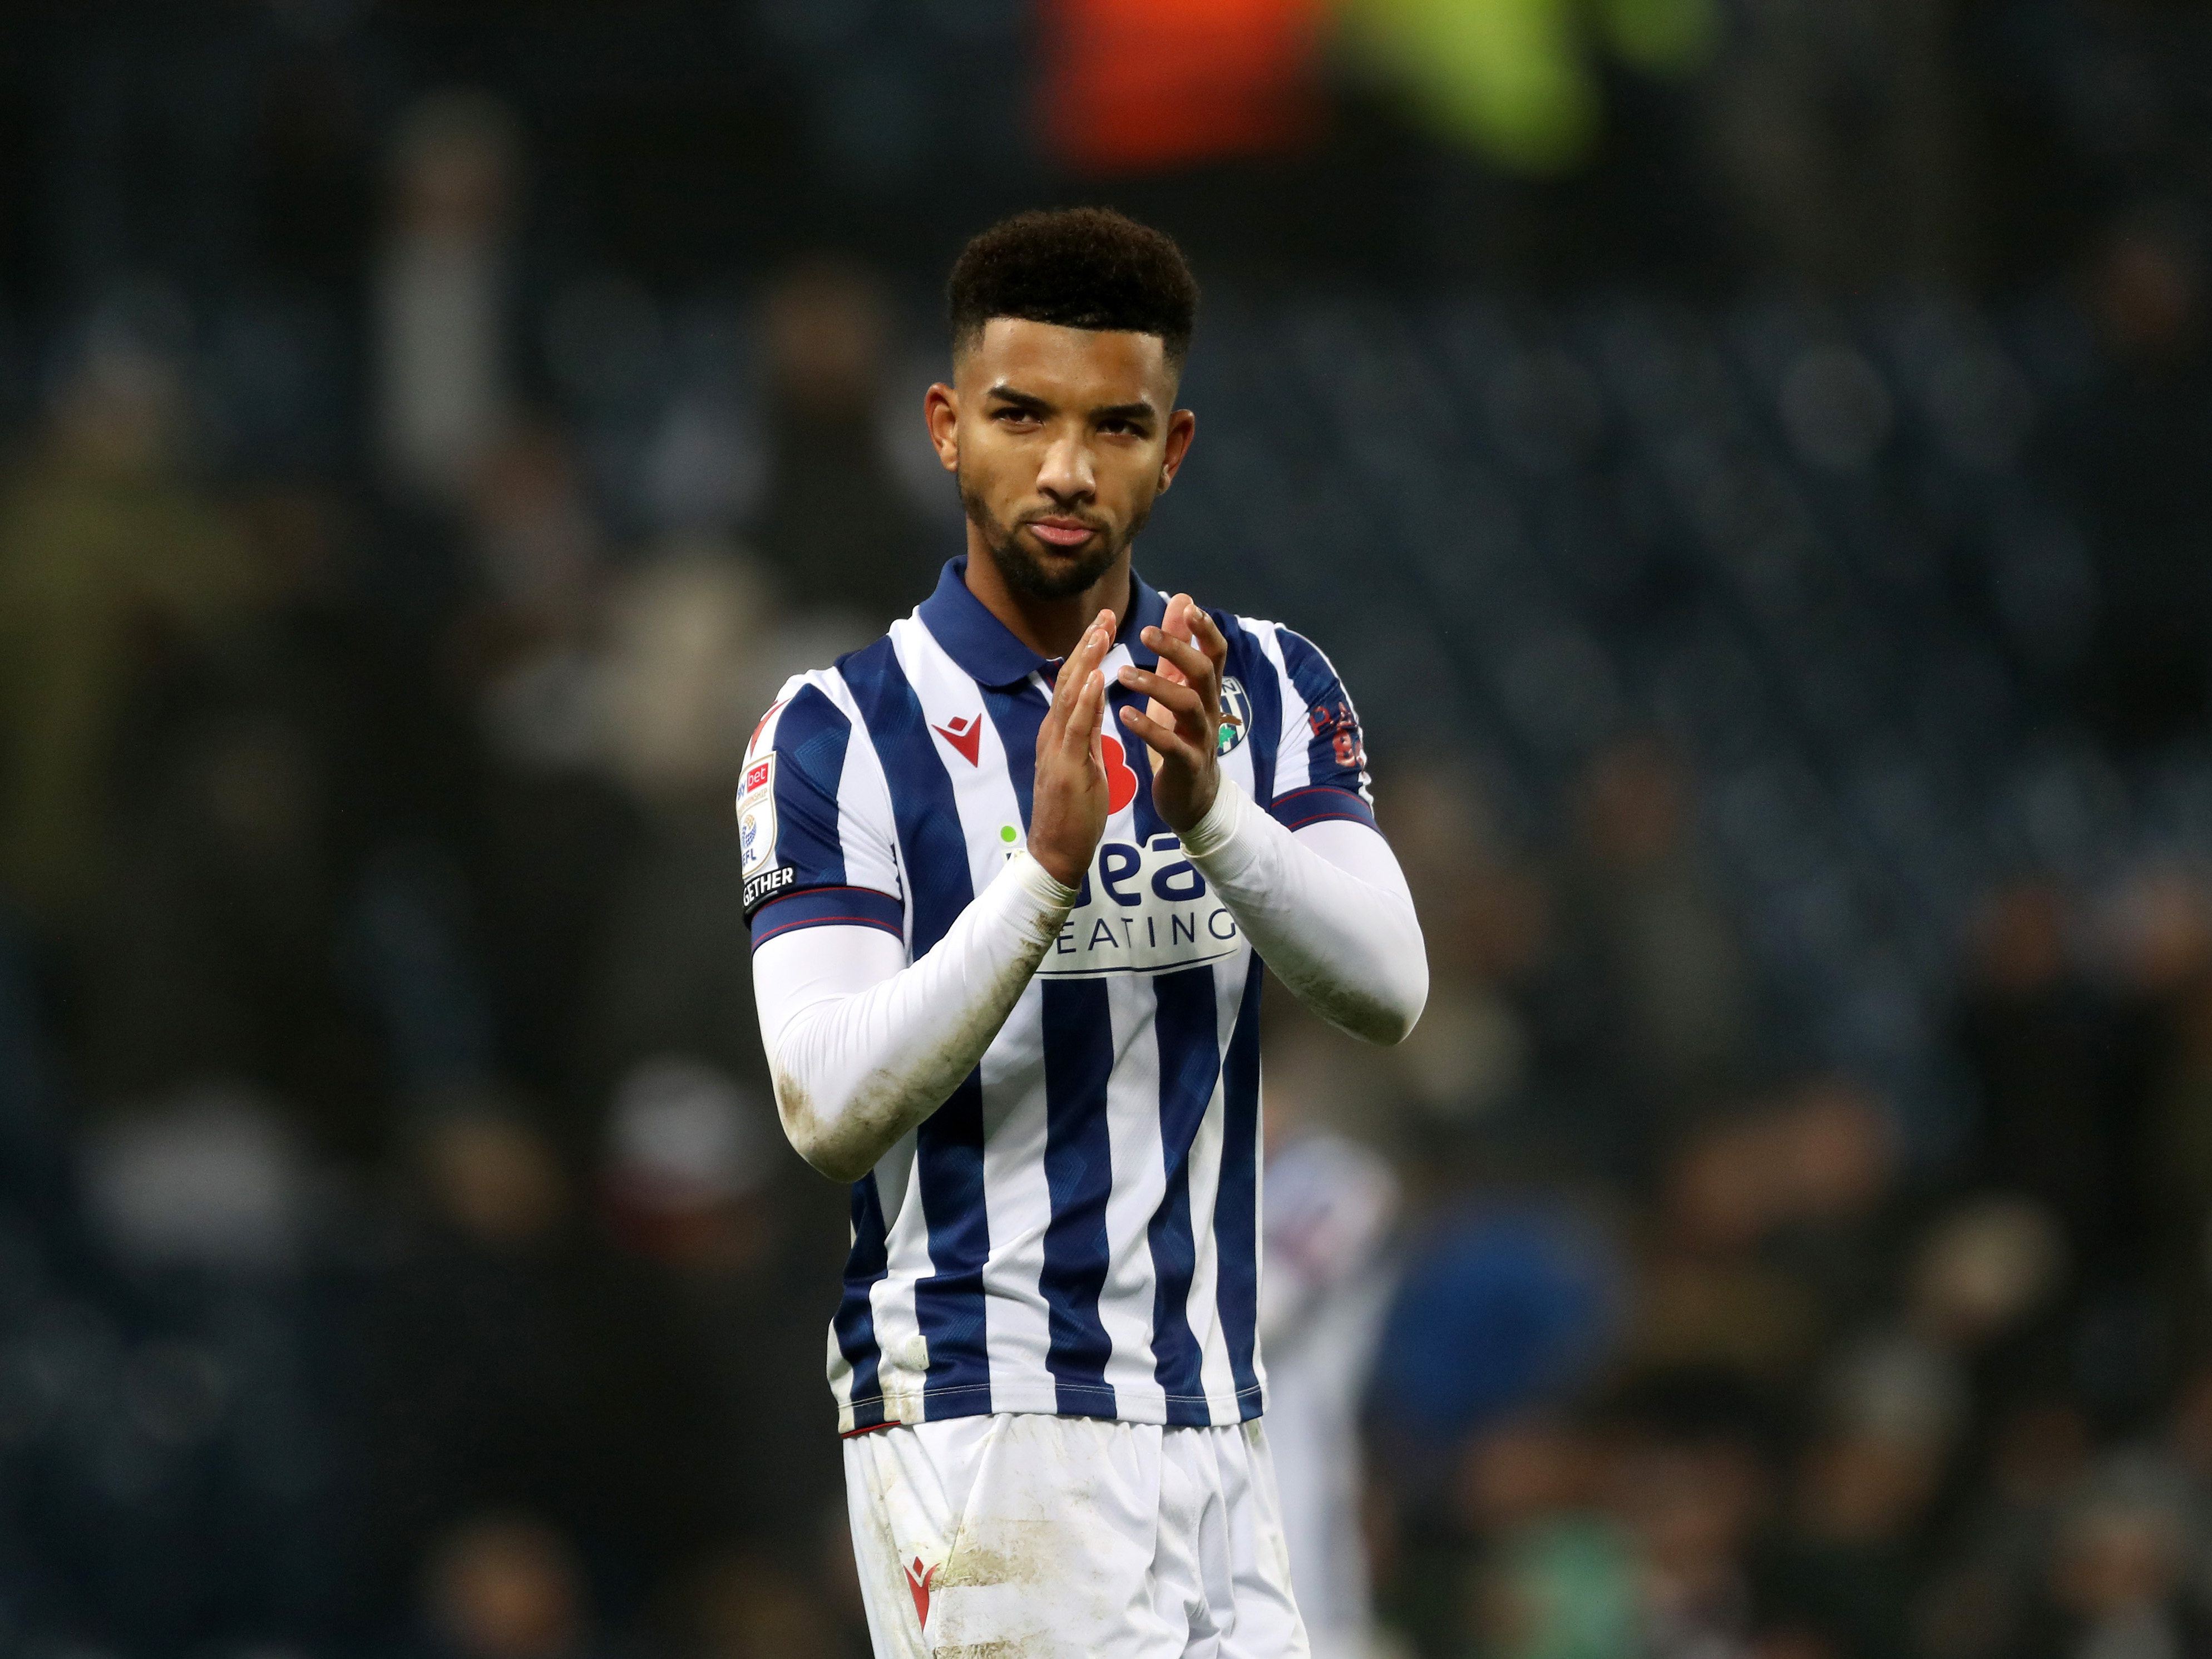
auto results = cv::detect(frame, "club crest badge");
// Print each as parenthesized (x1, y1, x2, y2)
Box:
(1216, 676, 1252, 757)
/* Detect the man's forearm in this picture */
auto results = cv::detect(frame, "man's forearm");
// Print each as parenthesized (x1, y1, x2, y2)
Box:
(1181, 781, 1428, 1044)
(752, 852, 1079, 1182)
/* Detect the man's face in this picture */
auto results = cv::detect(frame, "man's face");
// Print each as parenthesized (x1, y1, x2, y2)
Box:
(927, 318, 1195, 600)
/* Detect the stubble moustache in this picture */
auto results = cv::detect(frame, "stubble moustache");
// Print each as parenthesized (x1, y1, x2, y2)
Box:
(959, 468, 1152, 602)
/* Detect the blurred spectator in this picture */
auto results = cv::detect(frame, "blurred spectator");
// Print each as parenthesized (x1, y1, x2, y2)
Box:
(1626, 1109, 1828, 1388)
(674, 1549, 847, 1659)
(2068, 212, 2212, 749)
(452, 424, 637, 1129)
(1568, 737, 1750, 1129)
(1379, 768, 1542, 1154)
(1955, 878, 2157, 1283)
(377, 93, 522, 506)
(1700, 0, 1961, 285)
(405, 1513, 596, 1659)
(1920, 1400, 2096, 1659)
(1605, 1372, 1773, 1659)
(747, 258, 932, 628)
(596, 1055, 848, 1576)
(358, 1106, 730, 1628)
(0, 337, 265, 931)
(1371, 1198, 1624, 1470)
(1261, 1113, 1402, 1659)
(2030, 1491, 2212, 1659)
(1460, 1414, 1640, 1659)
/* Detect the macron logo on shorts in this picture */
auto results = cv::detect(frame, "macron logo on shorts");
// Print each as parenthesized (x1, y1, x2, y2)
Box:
(905, 1557, 939, 1626)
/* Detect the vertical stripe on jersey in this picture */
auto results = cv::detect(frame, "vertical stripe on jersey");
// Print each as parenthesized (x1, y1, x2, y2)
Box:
(1146, 964, 1225, 1425)
(1277, 626, 1361, 791)
(837, 636, 992, 1415)
(1233, 625, 1285, 807)
(835, 1174, 891, 1429)
(1109, 683, 1172, 847)
(979, 684, 1046, 830)
(1213, 957, 1266, 1413)
(771, 685, 852, 881)
(1039, 980, 1117, 1417)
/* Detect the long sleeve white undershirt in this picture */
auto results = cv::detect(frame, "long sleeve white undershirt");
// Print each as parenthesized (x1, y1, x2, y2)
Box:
(752, 781, 1427, 1181)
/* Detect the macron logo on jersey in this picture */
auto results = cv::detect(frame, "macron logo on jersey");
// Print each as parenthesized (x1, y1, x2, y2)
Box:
(931, 713, 984, 766)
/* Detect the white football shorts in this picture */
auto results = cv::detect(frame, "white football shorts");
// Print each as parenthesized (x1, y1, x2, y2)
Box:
(842, 1413, 1311, 1658)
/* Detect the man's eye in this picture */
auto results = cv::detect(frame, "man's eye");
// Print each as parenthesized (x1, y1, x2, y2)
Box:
(995, 408, 1039, 426)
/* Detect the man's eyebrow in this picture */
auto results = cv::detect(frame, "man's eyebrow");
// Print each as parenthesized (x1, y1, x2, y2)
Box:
(1091, 400, 1157, 423)
(985, 383, 1050, 409)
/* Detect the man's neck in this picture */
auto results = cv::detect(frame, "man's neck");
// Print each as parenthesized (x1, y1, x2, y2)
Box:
(962, 529, 1133, 661)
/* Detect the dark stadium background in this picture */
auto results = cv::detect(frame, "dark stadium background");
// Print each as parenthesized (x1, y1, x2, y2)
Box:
(1, 2, 2210, 1655)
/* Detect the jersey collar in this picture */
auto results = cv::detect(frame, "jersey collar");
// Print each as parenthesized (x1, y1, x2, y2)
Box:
(917, 556, 1169, 688)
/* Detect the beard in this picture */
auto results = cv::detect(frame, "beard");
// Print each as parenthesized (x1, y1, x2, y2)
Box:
(959, 469, 1152, 602)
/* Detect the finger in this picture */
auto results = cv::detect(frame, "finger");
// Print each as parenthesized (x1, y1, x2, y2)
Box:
(1065, 667, 1107, 761)
(1118, 703, 1198, 763)
(1187, 604, 1229, 670)
(1115, 666, 1204, 714)
(1145, 626, 1216, 692)
(1083, 612, 1118, 673)
(1043, 614, 1114, 735)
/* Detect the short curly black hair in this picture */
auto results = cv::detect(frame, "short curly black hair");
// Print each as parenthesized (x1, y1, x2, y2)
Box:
(947, 207, 1199, 371)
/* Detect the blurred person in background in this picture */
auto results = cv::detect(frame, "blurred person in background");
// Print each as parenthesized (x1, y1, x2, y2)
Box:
(1458, 1412, 1640, 1659)
(1954, 877, 2155, 1288)
(2027, 1490, 2212, 1659)
(358, 1100, 730, 1632)
(377, 92, 522, 508)
(1919, 1399, 2097, 1659)
(748, 257, 936, 629)
(1259, 1020, 1405, 1659)
(2066, 210, 2212, 750)
(671, 1548, 852, 1659)
(74, 489, 402, 1155)
(1625, 1105, 1833, 1392)
(451, 421, 635, 1137)
(1561, 734, 1751, 1167)
(596, 1055, 848, 1578)
(1603, 1372, 1774, 1659)
(1375, 764, 1546, 1176)
(401, 1513, 600, 1659)
(580, 545, 795, 1107)
(0, 332, 268, 941)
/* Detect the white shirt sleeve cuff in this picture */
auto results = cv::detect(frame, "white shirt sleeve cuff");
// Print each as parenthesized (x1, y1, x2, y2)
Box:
(1007, 847, 1082, 911)
(1177, 778, 1249, 861)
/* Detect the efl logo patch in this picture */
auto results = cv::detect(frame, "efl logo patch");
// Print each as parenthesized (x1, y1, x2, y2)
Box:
(737, 754, 778, 879)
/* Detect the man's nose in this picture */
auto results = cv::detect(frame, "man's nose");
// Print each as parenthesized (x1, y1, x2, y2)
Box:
(1036, 433, 1095, 501)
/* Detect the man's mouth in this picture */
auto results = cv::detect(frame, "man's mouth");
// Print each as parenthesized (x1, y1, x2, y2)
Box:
(1026, 517, 1098, 549)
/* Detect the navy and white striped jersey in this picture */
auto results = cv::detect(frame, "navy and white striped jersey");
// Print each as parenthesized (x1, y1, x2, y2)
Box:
(742, 558, 1376, 1434)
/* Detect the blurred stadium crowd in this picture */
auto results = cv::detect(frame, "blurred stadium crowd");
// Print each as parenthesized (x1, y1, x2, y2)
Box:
(3, 2, 2212, 1657)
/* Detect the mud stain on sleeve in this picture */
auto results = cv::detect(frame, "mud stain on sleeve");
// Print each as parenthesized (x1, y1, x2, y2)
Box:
(773, 882, 1069, 1181)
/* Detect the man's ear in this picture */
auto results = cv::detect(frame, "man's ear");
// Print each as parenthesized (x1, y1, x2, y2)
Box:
(1157, 408, 1197, 492)
(924, 383, 960, 474)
